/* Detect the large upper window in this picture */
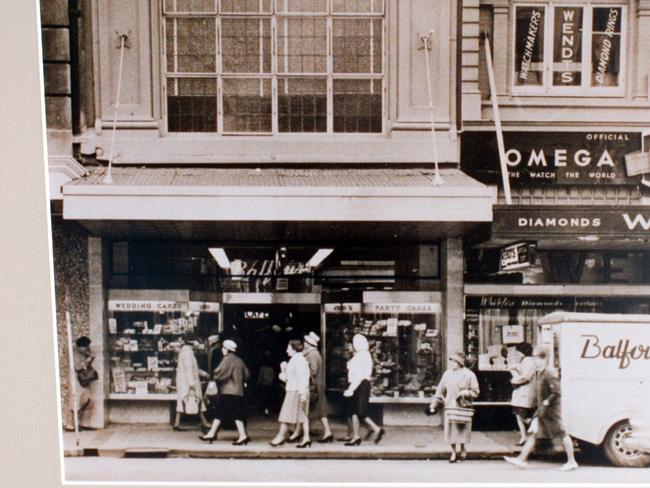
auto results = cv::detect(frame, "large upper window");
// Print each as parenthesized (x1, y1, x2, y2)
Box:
(513, 3, 625, 95)
(163, 0, 385, 134)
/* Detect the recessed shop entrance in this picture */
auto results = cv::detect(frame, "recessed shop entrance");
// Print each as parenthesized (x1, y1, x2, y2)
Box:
(222, 294, 321, 414)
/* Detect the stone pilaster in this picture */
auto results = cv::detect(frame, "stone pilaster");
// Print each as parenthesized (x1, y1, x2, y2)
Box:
(442, 238, 465, 360)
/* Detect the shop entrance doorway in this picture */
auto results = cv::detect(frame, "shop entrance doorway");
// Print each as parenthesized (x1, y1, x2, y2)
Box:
(222, 300, 321, 416)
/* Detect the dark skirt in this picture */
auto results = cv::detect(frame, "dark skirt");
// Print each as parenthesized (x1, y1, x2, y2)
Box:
(344, 379, 371, 419)
(215, 394, 246, 424)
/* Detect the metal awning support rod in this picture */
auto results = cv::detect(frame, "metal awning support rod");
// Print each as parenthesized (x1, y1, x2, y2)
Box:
(103, 34, 129, 185)
(419, 30, 443, 186)
(483, 31, 512, 204)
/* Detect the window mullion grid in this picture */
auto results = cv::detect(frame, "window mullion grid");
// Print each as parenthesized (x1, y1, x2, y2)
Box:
(272, 16, 278, 134)
(327, 15, 333, 133)
(216, 15, 224, 133)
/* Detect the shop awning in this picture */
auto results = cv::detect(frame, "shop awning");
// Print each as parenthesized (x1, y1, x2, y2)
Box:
(61, 167, 496, 241)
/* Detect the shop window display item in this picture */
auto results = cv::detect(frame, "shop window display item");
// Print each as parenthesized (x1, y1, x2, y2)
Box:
(325, 302, 442, 400)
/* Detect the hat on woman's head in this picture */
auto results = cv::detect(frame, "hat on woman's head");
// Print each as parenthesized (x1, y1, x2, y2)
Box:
(352, 333, 369, 352)
(304, 331, 320, 347)
(449, 351, 466, 367)
(223, 339, 237, 352)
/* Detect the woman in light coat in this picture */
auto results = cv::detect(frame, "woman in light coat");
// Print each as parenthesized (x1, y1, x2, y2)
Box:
(509, 343, 538, 445)
(173, 334, 211, 431)
(343, 334, 384, 446)
(428, 351, 479, 462)
(270, 339, 312, 448)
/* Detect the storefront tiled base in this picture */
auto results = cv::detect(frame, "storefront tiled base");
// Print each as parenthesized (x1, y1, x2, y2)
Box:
(108, 401, 172, 424)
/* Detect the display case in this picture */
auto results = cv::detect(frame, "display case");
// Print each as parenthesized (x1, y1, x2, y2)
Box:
(107, 290, 219, 400)
(325, 301, 442, 401)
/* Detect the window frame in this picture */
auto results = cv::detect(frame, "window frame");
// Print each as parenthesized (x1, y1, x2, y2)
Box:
(161, 0, 387, 135)
(511, 1, 626, 97)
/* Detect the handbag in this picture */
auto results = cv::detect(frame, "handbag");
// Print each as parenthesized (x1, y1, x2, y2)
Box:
(77, 366, 98, 387)
(182, 392, 201, 415)
(205, 380, 218, 397)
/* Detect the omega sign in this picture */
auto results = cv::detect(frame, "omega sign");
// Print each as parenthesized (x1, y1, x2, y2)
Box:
(493, 207, 650, 236)
(461, 132, 642, 185)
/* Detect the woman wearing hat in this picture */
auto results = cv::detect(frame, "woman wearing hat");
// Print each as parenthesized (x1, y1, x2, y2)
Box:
(428, 351, 479, 462)
(342, 334, 385, 446)
(270, 339, 312, 448)
(199, 339, 251, 445)
(288, 332, 334, 443)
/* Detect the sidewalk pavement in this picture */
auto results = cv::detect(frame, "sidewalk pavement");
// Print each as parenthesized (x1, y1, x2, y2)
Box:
(64, 418, 529, 460)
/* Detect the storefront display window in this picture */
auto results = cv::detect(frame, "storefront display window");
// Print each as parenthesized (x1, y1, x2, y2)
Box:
(107, 293, 219, 399)
(513, 3, 625, 95)
(465, 296, 650, 402)
(325, 302, 442, 400)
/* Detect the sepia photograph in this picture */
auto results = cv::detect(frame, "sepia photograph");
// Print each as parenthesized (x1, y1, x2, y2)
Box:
(24, 0, 650, 485)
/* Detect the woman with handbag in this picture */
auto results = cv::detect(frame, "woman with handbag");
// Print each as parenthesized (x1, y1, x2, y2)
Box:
(428, 351, 479, 462)
(270, 340, 312, 448)
(509, 343, 538, 446)
(63, 336, 96, 431)
(199, 340, 251, 445)
(342, 334, 385, 446)
(173, 334, 211, 431)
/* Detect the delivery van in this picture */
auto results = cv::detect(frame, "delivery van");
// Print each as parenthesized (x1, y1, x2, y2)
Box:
(537, 312, 650, 467)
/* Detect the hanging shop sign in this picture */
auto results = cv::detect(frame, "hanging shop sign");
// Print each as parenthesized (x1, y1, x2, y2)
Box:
(188, 302, 220, 313)
(499, 242, 533, 271)
(461, 131, 642, 185)
(108, 300, 188, 312)
(324, 303, 362, 314)
(493, 206, 650, 236)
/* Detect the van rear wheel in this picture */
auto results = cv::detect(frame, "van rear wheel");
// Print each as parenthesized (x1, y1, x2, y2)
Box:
(604, 421, 650, 468)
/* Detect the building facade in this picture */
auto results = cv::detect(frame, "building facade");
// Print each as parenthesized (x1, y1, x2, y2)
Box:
(459, 0, 650, 418)
(44, 0, 650, 431)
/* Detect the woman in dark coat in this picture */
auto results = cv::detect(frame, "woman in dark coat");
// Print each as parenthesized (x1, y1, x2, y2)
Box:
(199, 339, 251, 445)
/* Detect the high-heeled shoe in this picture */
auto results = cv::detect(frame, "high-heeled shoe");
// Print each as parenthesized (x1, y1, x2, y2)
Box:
(374, 428, 385, 445)
(449, 452, 457, 463)
(269, 439, 286, 447)
(317, 434, 334, 443)
(344, 438, 361, 446)
(199, 434, 217, 444)
(459, 449, 467, 461)
(232, 437, 250, 446)
(296, 439, 312, 448)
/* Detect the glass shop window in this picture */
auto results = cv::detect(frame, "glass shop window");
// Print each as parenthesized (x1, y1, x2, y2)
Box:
(163, 0, 384, 134)
(512, 3, 625, 95)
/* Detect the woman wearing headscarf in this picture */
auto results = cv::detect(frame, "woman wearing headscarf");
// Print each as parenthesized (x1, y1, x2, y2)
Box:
(173, 334, 211, 431)
(270, 339, 311, 448)
(509, 342, 539, 446)
(199, 339, 251, 445)
(428, 351, 479, 462)
(342, 334, 385, 446)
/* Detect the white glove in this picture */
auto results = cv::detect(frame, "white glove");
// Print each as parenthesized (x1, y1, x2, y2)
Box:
(343, 389, 353, 398)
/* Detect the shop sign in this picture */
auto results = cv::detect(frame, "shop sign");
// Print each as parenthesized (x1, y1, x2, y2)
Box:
(502, 324, 525, 344)
(364, 303, 441, 314)
(231, 259, 309, 277)
(108, 300, 188, 312)
(466, 296, 574, 310)
(499, 242, 532, 271)
(324, 303, 362, 314)
(461, 131, 642, 185)
(188, 301, 220, 313)
(493, 206, 650, 236)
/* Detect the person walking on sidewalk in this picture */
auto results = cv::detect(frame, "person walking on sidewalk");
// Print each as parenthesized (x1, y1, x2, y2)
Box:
(199, 340, 251, 445)
(173, 334, 211, 431)
(428, 351, 479, 463)
(503, 346, 579, 472)
(270, 340, 312, 448)
(64, 336, 96, 431)
(509, 342, 539, 446)
(342, 334, 385, 446)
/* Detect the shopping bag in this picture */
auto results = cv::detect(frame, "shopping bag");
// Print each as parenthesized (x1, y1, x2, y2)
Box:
(183, 393, 201, 415)
(205, 381, 218, 397)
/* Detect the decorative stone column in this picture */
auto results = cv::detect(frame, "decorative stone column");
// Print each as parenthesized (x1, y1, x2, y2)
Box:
(87, 236, 106, 428)
(491, 1, 511, 95)
(442, 238, 465, 360)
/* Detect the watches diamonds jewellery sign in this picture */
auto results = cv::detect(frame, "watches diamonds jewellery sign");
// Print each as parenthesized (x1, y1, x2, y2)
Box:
(461, 132, 642, 185)
(492, 206, 650, 235)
